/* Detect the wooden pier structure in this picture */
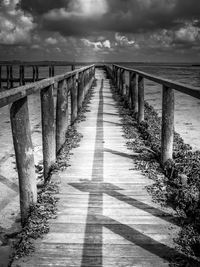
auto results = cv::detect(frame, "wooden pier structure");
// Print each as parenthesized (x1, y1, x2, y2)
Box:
(0, 63, 200, 266)
(0, 62, 77, 89)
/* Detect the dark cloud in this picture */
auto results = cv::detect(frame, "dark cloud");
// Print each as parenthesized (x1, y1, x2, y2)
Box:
(1, 0, 200, 61)
(175, 0, 200, 18)
(18, 0, 70, 15)
(33, 0, 199, 38)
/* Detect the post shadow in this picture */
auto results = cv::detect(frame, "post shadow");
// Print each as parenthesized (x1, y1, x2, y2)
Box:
(81, 79, 104, 267)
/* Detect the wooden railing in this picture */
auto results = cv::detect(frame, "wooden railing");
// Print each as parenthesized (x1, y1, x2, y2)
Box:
(0, 63, 76, 89)
(105, 64, 200, 165)
(0, 64, 95, 225)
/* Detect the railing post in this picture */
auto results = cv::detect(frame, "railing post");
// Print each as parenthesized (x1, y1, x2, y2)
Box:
(161, 85, 174, 165)
(33, 66, 36, 82)
(10, 65, 13, 88)
(117, 68, 120, 92)
(77, 72, 84, 111)
(71, 65, 75, 71)
(138, 76, 144, 123)
(0, 65, 2, 89)
(56, 79, 69, 153)
(120, 69, 125, 95)
(82, 70, 86, 98)
(119, 69, 123, 94)
(49, 66, 52, 77)
(36, 66, 39, 81)
(20, 65, 25, 86)
(52, 66, 55, 77)
(10, 97, 37, 226)
(71, 75, 78, 124)
(41, 84, 56, 180)
(6, 65, 10, 89)
(129, 72, 138, 113)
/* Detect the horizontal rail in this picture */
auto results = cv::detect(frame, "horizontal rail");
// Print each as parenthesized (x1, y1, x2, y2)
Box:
(113, 64, 200, 99)
(0, 64, 95, 225)
(0, 62, 83, 67)
(106, 64, 200, 167)
(0, 65, 94, 108)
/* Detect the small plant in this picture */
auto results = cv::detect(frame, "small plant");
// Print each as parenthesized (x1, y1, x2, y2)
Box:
(110, 81, 200, 264)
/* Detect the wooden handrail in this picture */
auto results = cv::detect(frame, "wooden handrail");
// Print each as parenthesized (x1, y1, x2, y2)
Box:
(0, 64, 95, 225)
(0, 65, 94, 108)
(113, 64, 200, 99)
(106, 64, 200, 166)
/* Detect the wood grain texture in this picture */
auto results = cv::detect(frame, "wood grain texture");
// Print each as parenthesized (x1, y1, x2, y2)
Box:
(10, 96, 37, 225)
(12, 69, 187, 267)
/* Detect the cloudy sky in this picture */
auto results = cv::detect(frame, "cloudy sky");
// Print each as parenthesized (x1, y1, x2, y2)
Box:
(0, 0, 200, 62)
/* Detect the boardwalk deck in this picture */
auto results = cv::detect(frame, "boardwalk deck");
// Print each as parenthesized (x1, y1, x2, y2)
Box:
(13, 69, 181, 267)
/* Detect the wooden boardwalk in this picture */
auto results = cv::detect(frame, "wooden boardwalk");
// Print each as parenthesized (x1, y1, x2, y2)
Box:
(13, 69, 181, 267)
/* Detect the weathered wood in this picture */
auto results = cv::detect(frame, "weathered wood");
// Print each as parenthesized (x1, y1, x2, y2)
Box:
(161, 85, 174, 164)
(116, 68, 120, 92)
(36, 66, 39, 80)
(10, 96, 37, 226)
(6, 65, 10, 89)
(71, 75, 78, 124)
(49, 66, 55, 77)
(49, 66, 52, 77)
(19, 65, 25, 86)
(0, 65, 2, 89)
(12, 68, 181, 267)
(82, 70, 86, 98)
(138, 76, 144, 123)
(77, 72, 84, 111)
(56, 79, 68, 153)
(32, 66, 36, 82)
(41, 85, 56, 180)
(10, 65, 13, 88)
(129, 72, 138, 113)
(52, 66, 55, 77)
(113, 64, 200, 100)
(0, 65, 95, 108)
(120, 69, 125, 95)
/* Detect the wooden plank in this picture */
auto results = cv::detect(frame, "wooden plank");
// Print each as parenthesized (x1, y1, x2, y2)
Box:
(12, 68, 181, 267)
(41, 85, 56, 180)
(10, 96, 37, 225)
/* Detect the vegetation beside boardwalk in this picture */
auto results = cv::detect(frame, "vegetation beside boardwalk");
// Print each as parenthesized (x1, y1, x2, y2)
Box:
(9, 81, 95, 265)
(111, 84, 200, 265)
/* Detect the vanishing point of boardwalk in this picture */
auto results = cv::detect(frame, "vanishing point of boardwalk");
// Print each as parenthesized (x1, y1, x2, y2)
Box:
(13, 69, 181, 267)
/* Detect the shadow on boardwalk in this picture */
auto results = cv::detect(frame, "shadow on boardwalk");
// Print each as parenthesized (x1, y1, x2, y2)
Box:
(70, 78, 197, 266)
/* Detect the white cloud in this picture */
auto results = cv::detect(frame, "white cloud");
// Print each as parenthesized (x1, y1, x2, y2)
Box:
(175, 24, 200, 43)
(74, 0, 108, 17)
(103, 40, 111, 49)
(115, 33, 138, 47)
(82, 38, 111, 51)
(0, 0, 35, 45)
(45, 37, 58, 45)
